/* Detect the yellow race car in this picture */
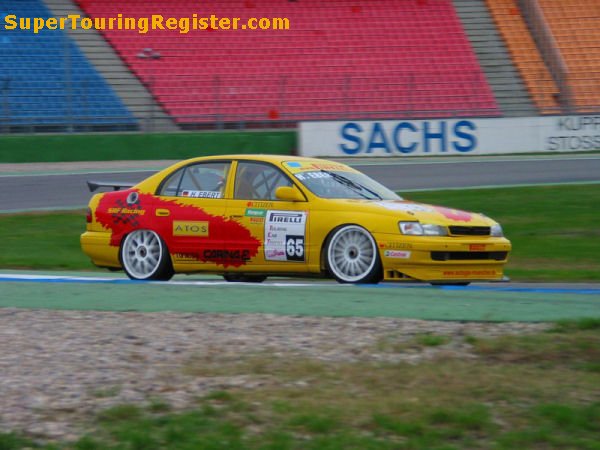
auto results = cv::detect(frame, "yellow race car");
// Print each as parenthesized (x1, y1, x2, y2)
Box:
(81, 155, 511, 284)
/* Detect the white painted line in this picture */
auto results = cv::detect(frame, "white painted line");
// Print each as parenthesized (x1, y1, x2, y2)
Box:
(0, 273, 337, 288)
(0, 205, 87, 214)
(401, 180, 600, 192)
(0, 168, 159, 178)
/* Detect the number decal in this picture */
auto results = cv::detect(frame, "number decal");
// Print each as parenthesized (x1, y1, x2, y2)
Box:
(285, 235, 304, 261)
(264, 211, 307, 262)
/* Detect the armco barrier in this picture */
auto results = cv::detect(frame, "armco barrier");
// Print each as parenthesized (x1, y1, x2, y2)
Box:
(0, 131, 295, 163)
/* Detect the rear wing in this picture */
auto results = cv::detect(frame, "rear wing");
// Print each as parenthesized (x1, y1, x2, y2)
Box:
(87, 180, 135, 192)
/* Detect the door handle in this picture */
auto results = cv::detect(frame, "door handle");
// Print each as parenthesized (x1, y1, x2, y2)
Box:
(155, 209, 170, 217)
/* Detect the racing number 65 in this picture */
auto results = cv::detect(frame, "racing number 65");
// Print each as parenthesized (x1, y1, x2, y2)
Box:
(285, 235, 304, 261)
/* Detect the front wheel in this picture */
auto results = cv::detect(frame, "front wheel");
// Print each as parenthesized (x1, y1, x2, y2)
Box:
(325, 225, 382, 284)
(120, 229, 174, 281)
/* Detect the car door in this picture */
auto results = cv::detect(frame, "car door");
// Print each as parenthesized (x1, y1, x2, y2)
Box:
(154, 160, 234, 269)
(226, 160, 310, 272)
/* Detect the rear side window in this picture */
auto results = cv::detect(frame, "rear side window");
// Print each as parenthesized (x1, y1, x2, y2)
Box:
(159, 162, 231, 198)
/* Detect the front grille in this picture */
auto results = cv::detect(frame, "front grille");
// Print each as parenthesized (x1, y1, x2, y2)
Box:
(448, 226, 491, 236)
(431, 251, 508, 261)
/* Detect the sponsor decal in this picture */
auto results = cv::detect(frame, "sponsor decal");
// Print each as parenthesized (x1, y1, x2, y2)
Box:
(469, 244, 486, 251)
(173, 252, 201, 261)
(249, 217, 264, 224)
(384, 250, 411, 259)
(284, 161, 352, 173)
(268, 211, 304, 224)
(173, 221, 209, 237)
(443, 270, 496, 277)
(265, 248, 286, 259)
(380, 242, 412, 250)
(376, 201, 434, 213)
(247, 201, 274, 208)
(245, 208, 267, 217)
(264, 210, 307, 261)
(107, 207, 146, 216)
(104, 192, 147, 228)
(181, 190, 222, 199)
(434, 206, 472, 222)
(96, 190, 261, 268)
(202, 249, 251, 263)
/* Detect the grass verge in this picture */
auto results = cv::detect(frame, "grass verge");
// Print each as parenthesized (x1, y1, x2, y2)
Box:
(0, 211, 93, 270)
(1, 320, 599, 449)
(0, 184, 599, 280)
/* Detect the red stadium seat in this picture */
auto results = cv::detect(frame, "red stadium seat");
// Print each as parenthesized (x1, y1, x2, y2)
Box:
(77, 0, 499, 123)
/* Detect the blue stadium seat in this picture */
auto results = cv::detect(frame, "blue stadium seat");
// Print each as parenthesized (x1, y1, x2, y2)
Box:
(0, 0, 136, 129)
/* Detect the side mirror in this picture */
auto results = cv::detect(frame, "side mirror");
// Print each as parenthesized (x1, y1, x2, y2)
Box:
(275, 186, 305, 202)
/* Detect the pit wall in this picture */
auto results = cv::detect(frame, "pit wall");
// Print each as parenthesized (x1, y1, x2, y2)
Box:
(0, 131, 295, 163)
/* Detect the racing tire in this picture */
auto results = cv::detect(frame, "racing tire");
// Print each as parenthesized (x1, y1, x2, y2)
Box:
(120, 229, 174, 281)
(325, 225, 382, 284)
(223, 274, 267, 283)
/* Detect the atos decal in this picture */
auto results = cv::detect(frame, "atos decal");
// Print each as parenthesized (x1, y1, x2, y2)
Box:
(338, 120, 477, 155)
(173, 221, 209, 237)
(96, 190, 260, 268)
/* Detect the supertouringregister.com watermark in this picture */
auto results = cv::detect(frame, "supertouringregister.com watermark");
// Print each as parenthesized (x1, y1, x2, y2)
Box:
(3, 13, 290, 33)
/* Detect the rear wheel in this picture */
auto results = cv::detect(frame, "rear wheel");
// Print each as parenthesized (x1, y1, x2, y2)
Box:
(325, 225, 382, 284)
(223, 274, 267, 283)
(120, 229, 174, 281)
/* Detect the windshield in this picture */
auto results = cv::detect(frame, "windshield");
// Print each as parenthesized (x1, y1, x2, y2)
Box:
(293, 170, 401, 200)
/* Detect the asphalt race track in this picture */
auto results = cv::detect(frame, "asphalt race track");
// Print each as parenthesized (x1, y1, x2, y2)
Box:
(1, 154, 600, 212)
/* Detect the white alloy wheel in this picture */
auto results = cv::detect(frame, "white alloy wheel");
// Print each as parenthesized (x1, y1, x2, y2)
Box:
(121, 229, 171, 280)
(326, 225, 380, 283)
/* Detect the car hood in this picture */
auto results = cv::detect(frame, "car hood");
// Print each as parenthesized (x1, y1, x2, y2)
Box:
(331, 199, 496, 226)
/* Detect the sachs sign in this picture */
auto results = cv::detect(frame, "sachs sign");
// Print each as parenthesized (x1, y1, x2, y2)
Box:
(299, 115, 600, 157)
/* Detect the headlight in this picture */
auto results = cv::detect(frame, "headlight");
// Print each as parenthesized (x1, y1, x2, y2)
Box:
(491, 223, 504, 237)
(399, 222, 447, 236)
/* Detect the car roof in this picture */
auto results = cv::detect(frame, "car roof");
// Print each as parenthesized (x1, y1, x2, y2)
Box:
(182, 154, 329, 165)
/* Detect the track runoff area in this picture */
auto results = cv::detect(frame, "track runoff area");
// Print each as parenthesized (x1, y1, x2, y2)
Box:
(1, 271, 599, 323)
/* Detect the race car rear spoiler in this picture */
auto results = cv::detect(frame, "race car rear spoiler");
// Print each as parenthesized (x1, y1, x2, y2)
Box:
(87, 180, 135, 192)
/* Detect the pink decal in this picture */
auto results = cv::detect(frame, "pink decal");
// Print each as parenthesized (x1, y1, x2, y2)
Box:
(433, 206, 473, 222)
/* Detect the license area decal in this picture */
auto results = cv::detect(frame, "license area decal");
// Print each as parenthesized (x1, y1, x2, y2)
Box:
(264, 210, 307, 262)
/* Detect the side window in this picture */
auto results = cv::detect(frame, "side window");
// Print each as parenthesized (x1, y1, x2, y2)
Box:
(234, 162, 293, 200)
(158, 162, 231, 198)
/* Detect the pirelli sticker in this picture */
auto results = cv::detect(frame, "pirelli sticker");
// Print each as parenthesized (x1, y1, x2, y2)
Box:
(173, 221, 209, 237)
(264, 210, 307, 262)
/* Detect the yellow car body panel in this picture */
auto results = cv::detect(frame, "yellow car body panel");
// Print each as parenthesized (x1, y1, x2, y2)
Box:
(81, 154, 511, 282)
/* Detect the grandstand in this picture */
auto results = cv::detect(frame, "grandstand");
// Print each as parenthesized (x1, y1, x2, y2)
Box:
(0, 0, 598, 132)
(0, 0, 136, 131)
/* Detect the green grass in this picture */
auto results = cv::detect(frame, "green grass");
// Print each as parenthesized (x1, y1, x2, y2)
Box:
(0, 211, 94, 270)
(406, 184, 600, 281)
(0, 184, 599, 280)
(2, 322, 599, 449)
